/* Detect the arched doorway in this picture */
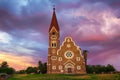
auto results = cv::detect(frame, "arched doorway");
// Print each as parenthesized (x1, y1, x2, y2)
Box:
(65, 63, 74, 73)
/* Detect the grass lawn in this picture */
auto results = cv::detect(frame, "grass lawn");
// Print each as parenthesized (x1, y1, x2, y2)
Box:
(8, 74, 120, 80)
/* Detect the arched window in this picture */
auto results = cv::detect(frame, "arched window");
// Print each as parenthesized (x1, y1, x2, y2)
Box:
(51, 43, 56, 48)
(52, 66, 56, 70)
(77, 65, 81, 70)
(59, 65, 63, 70)
(51, 32, 56, 39)
(52, 32, 55, 35)
(58, 57, 62, 61)
(76, 57, 80, 61)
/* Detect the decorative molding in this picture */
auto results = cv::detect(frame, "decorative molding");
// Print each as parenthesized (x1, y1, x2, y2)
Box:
(49, 26, 58, 33)
(63, 60, 75, 65)
(51, 56, 57, 60)
(65, 63, 74, 68)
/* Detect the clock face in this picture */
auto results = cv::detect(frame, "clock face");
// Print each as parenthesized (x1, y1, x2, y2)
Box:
(64, 51, 74, 59)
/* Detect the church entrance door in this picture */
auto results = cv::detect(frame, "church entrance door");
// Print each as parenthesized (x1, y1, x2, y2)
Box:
(65, 63, 74, 74)
(68, 68, 72, 73)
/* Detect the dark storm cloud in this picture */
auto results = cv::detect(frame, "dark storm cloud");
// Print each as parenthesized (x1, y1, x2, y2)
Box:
(0, 9, 15, 31)
(0, 9, 50, 31)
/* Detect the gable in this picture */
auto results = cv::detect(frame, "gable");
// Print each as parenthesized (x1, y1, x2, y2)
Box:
(49, 26, 59, 33)
(57, 37, 83, 58)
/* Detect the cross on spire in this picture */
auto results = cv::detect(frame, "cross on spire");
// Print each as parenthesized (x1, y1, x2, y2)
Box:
(53, 5, 55, 11)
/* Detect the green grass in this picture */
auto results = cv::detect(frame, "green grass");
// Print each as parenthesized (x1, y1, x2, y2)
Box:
(8, 74, 120, 80)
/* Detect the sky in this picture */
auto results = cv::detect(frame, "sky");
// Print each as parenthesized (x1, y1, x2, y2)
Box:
(0, 0, 120, 71)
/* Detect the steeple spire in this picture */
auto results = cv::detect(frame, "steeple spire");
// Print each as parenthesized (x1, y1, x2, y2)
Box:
(49, 7, 59, 32)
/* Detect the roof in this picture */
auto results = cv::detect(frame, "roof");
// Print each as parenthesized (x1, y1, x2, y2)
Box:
(49, 8, 59, 32)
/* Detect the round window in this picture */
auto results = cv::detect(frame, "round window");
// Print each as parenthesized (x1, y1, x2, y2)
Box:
(64, 51, 74, 59)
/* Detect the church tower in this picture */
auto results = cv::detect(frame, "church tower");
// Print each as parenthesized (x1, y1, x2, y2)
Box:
(47, 8, 60, 74)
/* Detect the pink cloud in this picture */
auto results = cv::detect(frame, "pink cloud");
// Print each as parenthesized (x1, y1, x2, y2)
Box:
(88, 49, 120, 70)
(59, 3, 120, 43)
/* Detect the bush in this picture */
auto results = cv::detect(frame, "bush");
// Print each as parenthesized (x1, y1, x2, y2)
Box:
(86, 64, 116, 74)
(17, 70, 26, 74)
(0, 67, 15, 74)
(26, 67, 37, 74)
(0, 61, 15, 74)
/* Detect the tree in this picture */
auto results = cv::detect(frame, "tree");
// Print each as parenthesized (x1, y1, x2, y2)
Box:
(0, 61, 15, 74)
(86, 65, 94, 73)
(1, 61, 8, 68)
(5, 67, 15, 74)
(42, 63, 47, 74)
(37, 61, 47, 74)
(83, 50, 88, 70)
(38, 61, 43, 73)
(26, 67, 37, 74)
(0, 67, 15, 74)
(106, 64, 116, 73)
(83, 50, 88, 64)
(25, 61, 47, 74)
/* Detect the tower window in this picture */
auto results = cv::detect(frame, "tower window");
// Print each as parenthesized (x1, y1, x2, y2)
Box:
(51, 42, 56, 48)
(51, 32, 56, 39)
(52, 32, 55, 35)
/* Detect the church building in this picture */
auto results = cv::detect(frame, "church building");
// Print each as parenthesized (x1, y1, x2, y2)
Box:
(47, 8, 86, 74)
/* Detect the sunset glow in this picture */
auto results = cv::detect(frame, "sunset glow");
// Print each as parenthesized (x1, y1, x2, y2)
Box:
(0, 51, 36, 70)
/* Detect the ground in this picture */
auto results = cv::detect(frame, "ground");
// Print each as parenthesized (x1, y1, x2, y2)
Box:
(8, 74, 120, 80)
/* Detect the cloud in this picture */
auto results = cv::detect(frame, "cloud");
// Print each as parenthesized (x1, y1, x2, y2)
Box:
(0, 36, 47, 56)
(0, 31, 12, 44)
(59, 2, 120, 40)
(0, 0, 28, 15)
